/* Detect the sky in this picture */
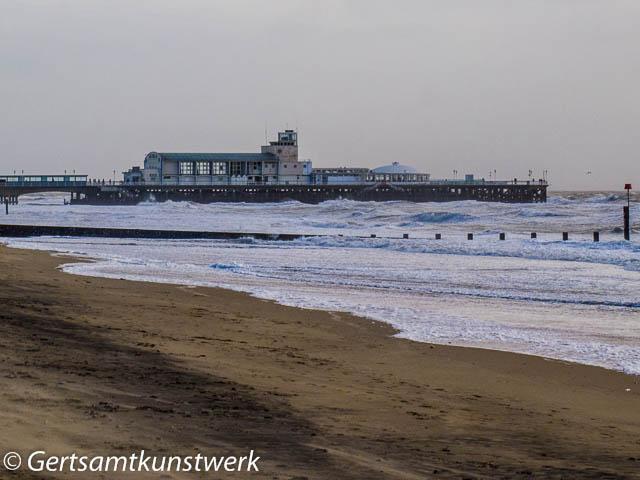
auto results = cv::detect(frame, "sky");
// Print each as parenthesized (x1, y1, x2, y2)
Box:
(1, 0, 639, 190)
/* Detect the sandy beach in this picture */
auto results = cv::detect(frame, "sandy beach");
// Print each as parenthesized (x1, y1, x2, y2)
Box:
(1, 244, 639, 479)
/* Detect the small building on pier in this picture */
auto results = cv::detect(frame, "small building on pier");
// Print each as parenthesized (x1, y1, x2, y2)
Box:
(311, 163, 432, 185)
(122, 166, 143, 184)
(0, 174, 88, 186)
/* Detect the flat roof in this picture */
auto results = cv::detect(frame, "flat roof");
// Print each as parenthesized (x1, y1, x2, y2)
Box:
(0, 174, 88, 178)
(155, 153, 276, 162)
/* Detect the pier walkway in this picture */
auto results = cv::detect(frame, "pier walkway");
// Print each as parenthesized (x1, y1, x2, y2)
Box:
(1, 176, 548, 205)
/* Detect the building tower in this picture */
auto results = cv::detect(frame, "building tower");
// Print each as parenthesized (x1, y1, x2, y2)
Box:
(261, 130, 302, 183)
(261, 130, 298, 162)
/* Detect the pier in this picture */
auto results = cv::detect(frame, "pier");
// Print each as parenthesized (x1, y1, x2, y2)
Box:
(74, 181, 547, 205)
(0, 129, 548, 205)
(0, 175, 547, 205)
(0, 175, 94, 205)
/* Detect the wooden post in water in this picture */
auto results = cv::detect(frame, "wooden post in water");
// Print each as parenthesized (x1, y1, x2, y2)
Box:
(403, 233, 409, 239)
(370, 234, 376, 238)
(562, 232, 569, 241)
(531, 232, 537, 239)
(624, 183, 632, 241)
(4, 197, 8, 215)
(624, 206, 630, 241)
(499, 232, 506, 240)
(593, 231, 600, 242)
(435, 233, 441, 240)
(467, 233, 473, 240)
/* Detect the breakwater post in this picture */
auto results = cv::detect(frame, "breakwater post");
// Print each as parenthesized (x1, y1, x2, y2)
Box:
(624, 183, 632, 241)
(563, 232, 569, 241)
(467, 233, 473, 240)
(593, 231, 600, 242)
(435, 233, 441, 240)
(531, 232, 537, 239)
(624, 206, 630, 240)
(499, 232, 506, 240)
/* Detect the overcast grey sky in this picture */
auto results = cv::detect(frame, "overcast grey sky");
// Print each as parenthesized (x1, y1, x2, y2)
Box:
(1, 0, 638, 189)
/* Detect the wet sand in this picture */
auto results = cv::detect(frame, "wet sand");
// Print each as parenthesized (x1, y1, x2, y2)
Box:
(1, 245, 639, 479)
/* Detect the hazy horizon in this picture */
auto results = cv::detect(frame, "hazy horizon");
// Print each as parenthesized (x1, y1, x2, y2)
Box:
(2, 1, 639, 190)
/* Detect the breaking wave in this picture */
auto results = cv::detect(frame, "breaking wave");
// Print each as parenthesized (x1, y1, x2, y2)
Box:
(404, 212, 473, 224)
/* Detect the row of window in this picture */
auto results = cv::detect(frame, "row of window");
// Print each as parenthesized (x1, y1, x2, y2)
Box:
(365, 174, 430, 182)
(178, 161, 280, 176)
(179, 161, 228, 175)
(0, 176, 87, 182)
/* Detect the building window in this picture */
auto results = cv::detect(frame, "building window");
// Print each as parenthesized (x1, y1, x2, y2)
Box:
(179, 161, 194, 175)
(212, 161, 227, 175)
(196, 161, 211, 175)
(230, 162, 243, 176)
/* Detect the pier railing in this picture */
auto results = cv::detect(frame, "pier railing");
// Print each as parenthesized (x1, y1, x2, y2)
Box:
(114, 179, 549, 187)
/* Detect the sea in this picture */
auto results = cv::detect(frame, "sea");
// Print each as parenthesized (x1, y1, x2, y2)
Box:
(2, 191, 639, 375)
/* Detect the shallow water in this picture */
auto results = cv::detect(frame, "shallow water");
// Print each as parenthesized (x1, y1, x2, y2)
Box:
(2, 192, 639, 374)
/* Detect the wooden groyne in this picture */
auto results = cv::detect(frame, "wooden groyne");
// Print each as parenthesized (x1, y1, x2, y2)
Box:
(0, 224, 317, 241)
(0, 224, 617, 243)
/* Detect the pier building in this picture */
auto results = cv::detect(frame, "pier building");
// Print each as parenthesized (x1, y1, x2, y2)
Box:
(124, 131, 434, 188)
(127, 130, 313, 187)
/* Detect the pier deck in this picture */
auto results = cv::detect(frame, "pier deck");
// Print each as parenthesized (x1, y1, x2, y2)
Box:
(78, 182, 547, 204)
(1, 181, 547, 205)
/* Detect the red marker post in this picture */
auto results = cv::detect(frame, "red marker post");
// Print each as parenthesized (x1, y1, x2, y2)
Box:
(624, 184, 632, 240)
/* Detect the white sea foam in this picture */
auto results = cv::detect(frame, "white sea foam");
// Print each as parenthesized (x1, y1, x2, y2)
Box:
(2, 192, 639, 375)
